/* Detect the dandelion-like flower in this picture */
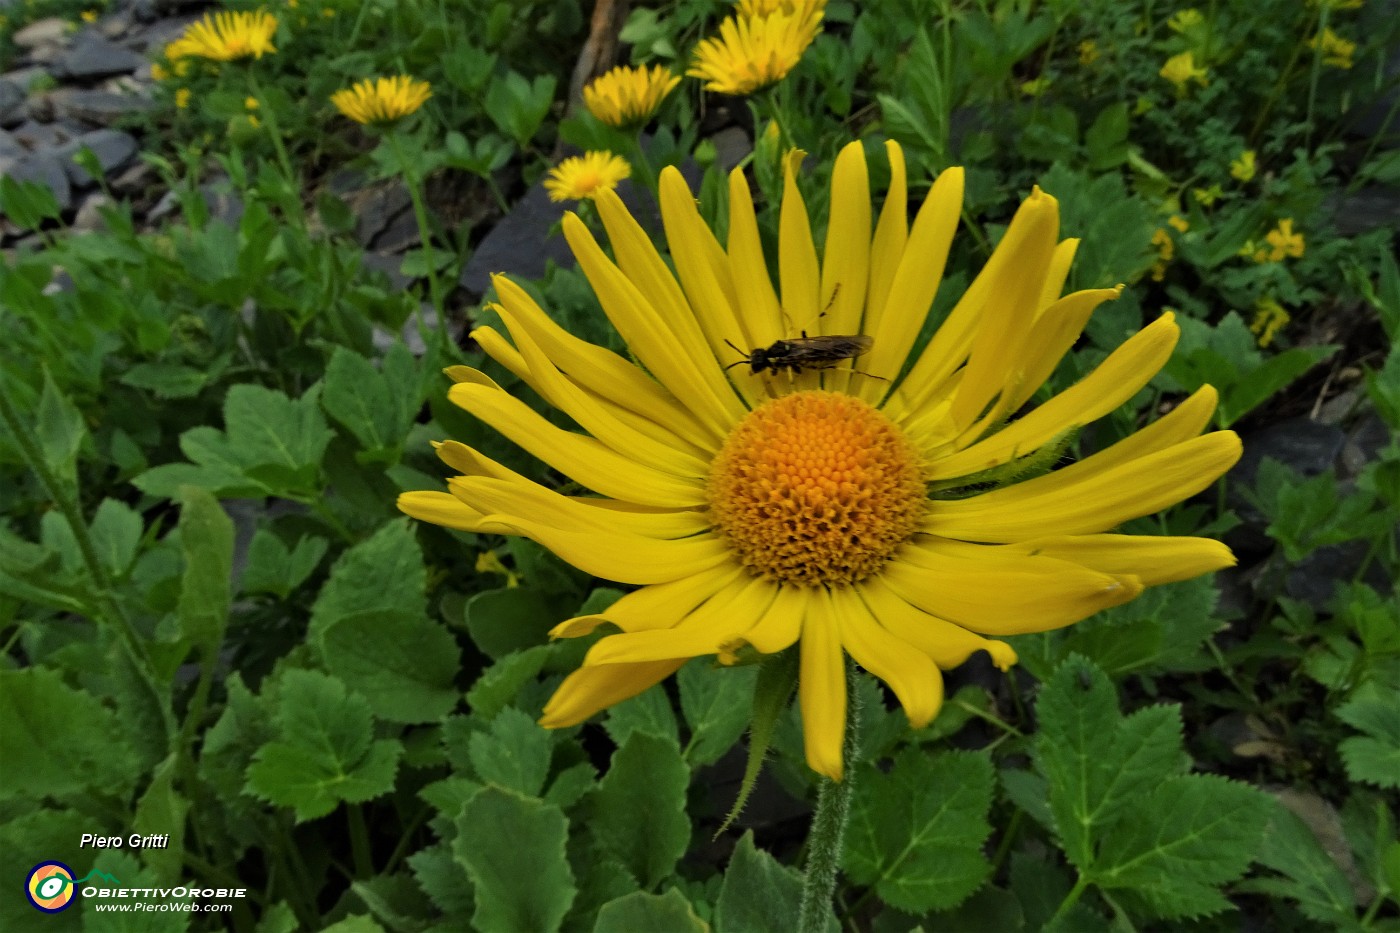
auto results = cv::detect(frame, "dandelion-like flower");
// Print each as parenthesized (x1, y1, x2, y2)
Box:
(1160, 51, 1208, 92)
(330, 76, 433, 126)
(583, 64, 680, 128)
(1251, 297, 1291, 347)
(1310, 27, 1356, 68)
(1167, 8, 1204, 32)
(688, 4, 824, 95)
(543, 151, 631, 202)
(1230, 149, 1256, 182)
(1264, 218, 1305, 261)
(400, 142, 1241, 779)
(165, 10, 278, 62)
(1078, 40, 1099, 65)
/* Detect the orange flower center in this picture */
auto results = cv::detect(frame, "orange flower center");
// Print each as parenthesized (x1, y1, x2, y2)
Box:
(707, 391, 926, 586)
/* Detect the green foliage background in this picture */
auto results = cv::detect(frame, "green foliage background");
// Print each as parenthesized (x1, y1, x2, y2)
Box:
(2, 0, 1399, 930)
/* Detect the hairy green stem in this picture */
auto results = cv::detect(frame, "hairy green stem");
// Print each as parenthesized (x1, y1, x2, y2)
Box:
(389, 131, 450, 355)
(797, 659, 862, 933)
(1049, 874, 1091, 927)
(246, 74, 303, 223)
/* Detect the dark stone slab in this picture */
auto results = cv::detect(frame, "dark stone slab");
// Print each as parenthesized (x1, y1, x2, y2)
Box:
(55, 33, 145, 81)
(0, 79, 22, 128)
(55, 127, 139, 187)
(50, 87, 154, 125)
(6, 151, 73, 212)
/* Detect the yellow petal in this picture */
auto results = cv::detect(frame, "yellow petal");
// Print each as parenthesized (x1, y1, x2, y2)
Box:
(551, 565, 746, 638)
(491, 275, 719, 448)
(926, 431, 1242, 541)
(780, 150, 822, 335)
(722, 168, 786, 405)
(448, 382, 705, 507)
(893, 186, 1060, 420)
(397, 490, 512, 533)
(858, 166, 963, 401)
(539, 659, 686, 727)
(582, 575, 778, 664)
(999, 534, 1235, 585)
(449, 476, 708, 539)
(719, 582, 807, 657)
(564, 211, 745, 434)
(859, 577, 1018, 670)
(934, 309, 1175, 478)
(492, 303, 710, 476)
(1002, 285, 1120, 415)
(481, 513, 732, 585)
(819, 141, 871, 339)
(1050, 384, 1219, 479)
(1038, 238, 1080, 311)
(883, 539, 1143, 633)
(799, 589, 847, 781)
(863, 140, 909, 346)
(832, 586, 942, 728)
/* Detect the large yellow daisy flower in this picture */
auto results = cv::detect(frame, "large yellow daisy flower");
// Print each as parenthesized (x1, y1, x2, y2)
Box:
(165, 10, 278, 62)
(400, 141, 1240, 780)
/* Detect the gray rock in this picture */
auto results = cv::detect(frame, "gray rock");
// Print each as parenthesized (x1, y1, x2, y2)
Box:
(55, 33, 145, 81)
(12, 17, 70, 50)
(0, 80, 22, 128)
(72, 192, 112, 232)
(109, 158, 156, 196)
(1, 67, 48, 94)
(0, 128, 22, 175)
(11, 118, 77, 149)
(50, 88, 154, 125)
(6, 152, 73, 213)
(710, 126, 751, 171)
(55, 128, 138, 187)
(372, 203, 421, 253)
(348, 180, 412, 247)
(1284, 538, 1391, 610)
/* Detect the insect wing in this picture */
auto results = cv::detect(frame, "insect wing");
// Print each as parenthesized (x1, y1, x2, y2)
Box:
(777, 334, 873, 368)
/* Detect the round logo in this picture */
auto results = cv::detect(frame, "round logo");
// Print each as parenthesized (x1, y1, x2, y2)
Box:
(26, 862, 77, 913)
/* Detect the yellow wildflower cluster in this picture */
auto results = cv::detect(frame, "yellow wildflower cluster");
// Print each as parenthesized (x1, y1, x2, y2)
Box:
(1167, 8, 1204, 32)
(1230, 150, 1256, 182)
(1160, 51, 1208, 93)
(1264, 219, 1305, 261)
(688, 0, 826, 95)
(544, 151, 632, 202)
(1250, 297, 1291, 347)
(1078, 40, 1098, 65)
(1310, 28, 1356, 68)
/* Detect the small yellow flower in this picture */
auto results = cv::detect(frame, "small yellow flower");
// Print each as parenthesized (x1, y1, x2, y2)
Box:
(1160, 51, 1208, 93)
(1020, 77, 1051, 97)
(247, 114, 261, 128)
(166, 10, 278, 62)
(1078, 40, 1098, 65)
(1230, 149, 1256, 182)
(1151, 227, 1174, 281)
(583, 64, 681, 128)
(544, 151, 631, 202)
(330, 76, 433, 126)
(151, 62, 169, 81)
(1264, 219, 1305, 261)
(1168, 214, 1190, 233)
(1193, 184, 1223, 206)
(1310, 28, 1356, 68)
(1250, 297, 1291, 347)
(688, 5, 824, 96)
(244, 96, 259, 111)
(476, 550, 521, 588)
(1167, 8, 1204, 32)
(175, 88, 191, 109)
(80, 9, 98, 23)
(322, 8, 335, 17)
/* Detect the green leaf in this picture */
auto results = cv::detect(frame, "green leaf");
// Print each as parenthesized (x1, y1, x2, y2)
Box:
(1247, 805, 1358, 925)
(176, 486, 233, 649)
(678, 659, 756, 766)
(88, 498, 143, 579)
(844, 748, 995, 913)
(132, 755, 189, 880)
(466, 646, 552, 722)
(468, 707, 553, 796)
(1336, 681, 1400, 789)
(37, 369, 86, 490)
(322, 346, 412, 453)
(453, 786, 576, 933)
(310, 519, 425, 640)
(318, 609, 461, 723)
(604, 681, 679, 749)
(119, 362, 217, 399)
(408, 844, 475, 917)
(716, 831, 835, 933)
(224, 383, 334, 484)
(0, 174, 63, 229)
(593, 889, 706, 932)
(718, 649, 797, 836)
(245, 670, 403, 821)
(0, 667, 138, 802)
(462, 587, 556, 660)
(1085, 102, 1130, 170)
(1093, 774, 1272, 919)
(592, 732, 692, 890)
(1034, 657, 1191, 870)
(241, 530, 327, 598)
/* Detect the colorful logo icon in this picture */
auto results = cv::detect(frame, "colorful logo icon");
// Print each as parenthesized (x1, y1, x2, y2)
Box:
(26, 861, 77, 913)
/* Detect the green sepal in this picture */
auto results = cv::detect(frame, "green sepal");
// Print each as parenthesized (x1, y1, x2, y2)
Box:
(715, 647, 798, 838)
